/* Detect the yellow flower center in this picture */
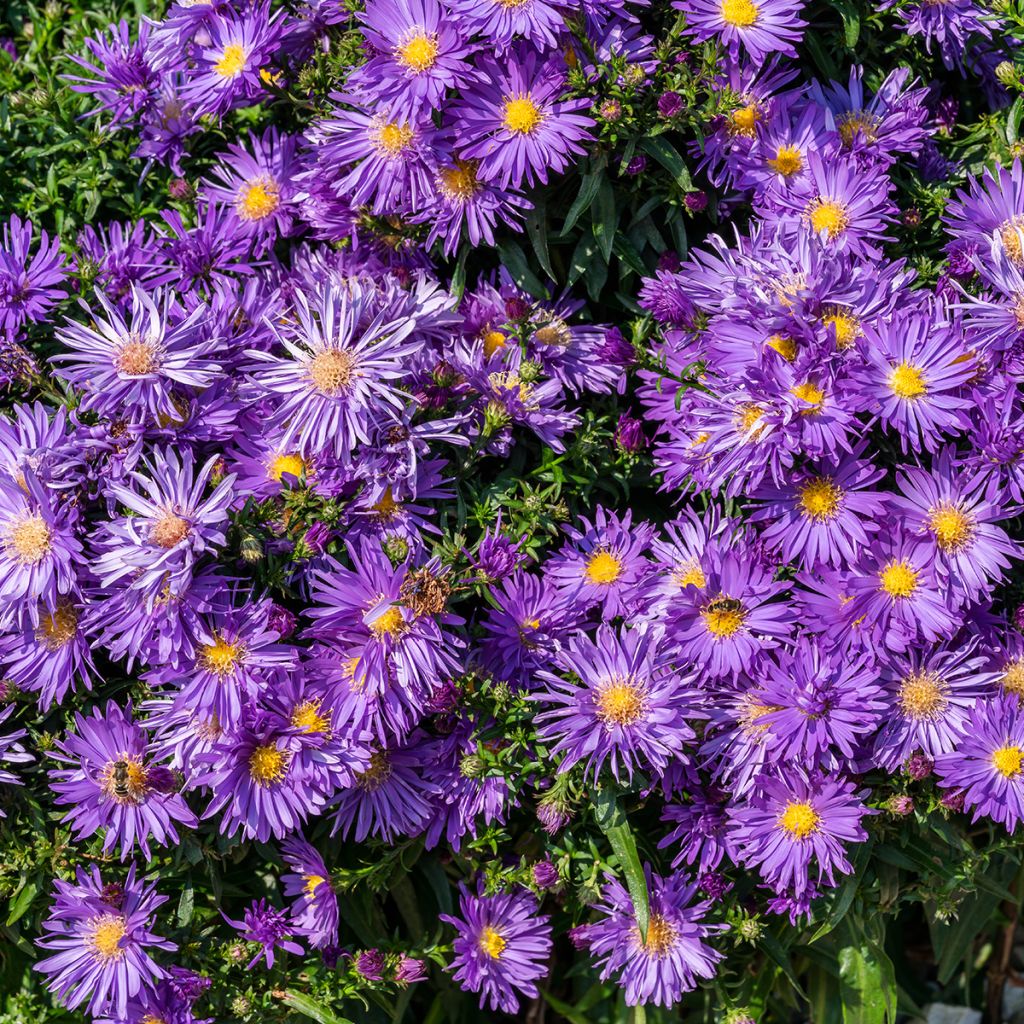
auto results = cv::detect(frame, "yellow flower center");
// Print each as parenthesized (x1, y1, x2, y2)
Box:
(790, 380, 824, 410)
(730, 103, 760, 136)
(309, 349, 357, 396)
(735, 403, 766, 438)
(304, 873, 326, 897)
(638, 914, 678, 956)
(502, 96, 543, 135)
(672, 558, 706, 589)
(438, 160, 482, 202)
(200, 635, 242, 677)
(236, 178, 280, 221)
(396, 32, 439, 72)
(479, 925, 506, 959)
(1000, 216, 1024, 266)
(88, 914, 127, 961)
(150, 511, 189, 549)
(767, 144, 803, 176)
(993, 745, 1024, 778)
(584, 550, 622, 585)
(898, 670, 947, 719)
(102, 757, 149, 804)
(1002, 657, 1024, 696)
(595, 679, 645, 726)
(114, 337, 161, 375)
(370, 604, 406, 638)
(798, 476, 842, 521)
(720, 0, 759, 24)
(888, 362, 927, 399)
(5, 513, 51, 565)
(357, 750, 393, 791)
(482, 329, 507, 357)
(214, 43, 247, 78)
(823, 309, 860, 349)
(36, 600, 79, 650)
(807, 199, 850, 239)
(372, 490, 400, 520)
(248, 744, 288, 785)
(142, 1016, 168, 1024)
(879, 559, 919, 598)
(373, 120, 415, 156)
(837, 110, 880, 146)
(701, 597, 746, 637)
(766, 334, 798, 361)
(928, 503, 973, 553)
(291, 699, 329, 734)
(269, 452, 306, 482)
(778, 801, 820, 838)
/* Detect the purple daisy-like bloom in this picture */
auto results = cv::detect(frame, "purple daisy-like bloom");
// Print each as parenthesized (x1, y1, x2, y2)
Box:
(64, 20, 162, 127)
(34, 864, 175, 1020)
(544, 506, 653, 618)
(666, 551, 796, 680)
(222, 898, 304, 969)
(727, 773, 873, 897)
(451, 50, 594, 191)
(52, 285, 221, 423)
(0, 703, 32, 812)
(351, 0, 479, 113)
(330, 734, 438, 842)
(756, 639, 886, 764)
(49, 701, 196, 861)
(888, 446, 1022, 599)
(890, 0, 995, 69)
(659, 791, 732, 873)
(193, 709, 326, 843)
(935, 695, 1024, 831)
(586, 867, 725, 1008)
(0, 469, 81, 628)
(280, 836, 339, 949)
(534, 624, 699, 782)
(246, 279, 421, 459)
(203, 127, 301, 252)
(749, 445, 886, 569)
(91, 447, 234, 604)
(872, 639, 998, 768)
(446, 0, 568, 51)
(675, 0, 807, 63)
(858, 309, 972, 453)
(944, 161, 1024, 273)
(441, 884, 553, 1014)
(0, 215, 67, 336)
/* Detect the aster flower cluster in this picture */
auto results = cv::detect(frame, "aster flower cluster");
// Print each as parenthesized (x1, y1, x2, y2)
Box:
(3, 0, 1024, 1016)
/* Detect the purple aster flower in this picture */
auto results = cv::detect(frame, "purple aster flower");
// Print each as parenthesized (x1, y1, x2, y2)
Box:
(52, 285, 221, 423)
(658, 91, 685, 118)
(451, 50, 594, 190)
(222, 899, 304, 969)
(280, 836, 339, 949)
(544, 506, 653, 618)
(615, 414, 647, 454)
(202, 127, 301, 253)
(728, 773, 873, 897)
(586, 867, 725, 1008)
(889, 0, 995, 69)
(935, 696, 1024, 831)
(532, 860, 559, 889)
(0, 469, 81, 628)
(858, 309, 972, 453)
(155, 205, 258, 290)
(331, 734, 439, 842)
(872, 639, 998, 768)
(441, 884, 553, 1014)
(534, 624, 700, 782)
(749, 445, 886, 569)
(659, 791, 732, 873)
(246, 279, 421, 459)
(0, 215, 67, 336)
(396, 955, 428, 983)
(470, 513, 526, 582)
(675, 0, 807, 63)
(34, 864, 175, 1020)
(0, 703, 32, 811)
(49, 701, 196, 861)
(64, 20, 162, 127)
(666, 551, 796, 680)
(944, 161, 1024, 273)
(91, 447, 234, 605)
(888, 446, 1021, 599)
(351, 0, 479, 113)
(446, 0, 568, 51)
(355, 948, 386, 979)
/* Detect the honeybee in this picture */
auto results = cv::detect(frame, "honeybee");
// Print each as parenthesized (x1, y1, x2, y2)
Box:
(109, 760, 133, 801)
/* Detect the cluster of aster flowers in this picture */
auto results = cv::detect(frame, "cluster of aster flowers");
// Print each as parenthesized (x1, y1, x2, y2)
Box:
(3, 0, 1024, 1016)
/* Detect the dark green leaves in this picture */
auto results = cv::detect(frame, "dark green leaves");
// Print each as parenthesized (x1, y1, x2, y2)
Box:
(593, 786, 650, 939)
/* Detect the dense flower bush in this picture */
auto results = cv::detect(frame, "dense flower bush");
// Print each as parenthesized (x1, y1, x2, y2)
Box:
(6, 0, 1024, 1021)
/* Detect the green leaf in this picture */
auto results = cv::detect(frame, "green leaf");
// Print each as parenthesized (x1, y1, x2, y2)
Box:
(758, 931, 807, 1000)
(1009, 96, 1024, 146)
(525, 201, 556, 281)
(540, 990, 593, 1024)
(591, 177, 618, 263)
(282, 991, 356, 1024)
(838, 941, 896, 1024)
(639, 137, 692, 190)
(594, 786, 649, 939)
(496, 239, 545, 297)
(5, 878, 38, 925)
(176, 882, 194, 927)
(563, 169, 605, 235)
